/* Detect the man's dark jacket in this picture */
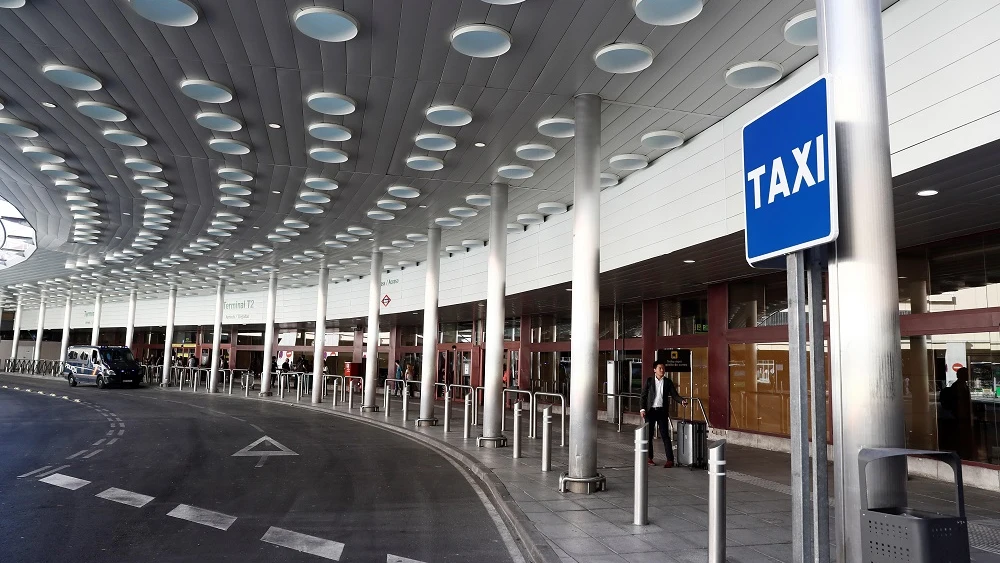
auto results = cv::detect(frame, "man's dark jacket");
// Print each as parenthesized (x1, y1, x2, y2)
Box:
(640, 376, 685, 412)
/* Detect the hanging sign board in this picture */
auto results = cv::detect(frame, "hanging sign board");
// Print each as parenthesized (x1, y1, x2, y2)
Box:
(656, 349, 692, 373)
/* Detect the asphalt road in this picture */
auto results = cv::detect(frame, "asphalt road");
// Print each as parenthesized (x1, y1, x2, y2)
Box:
(0, 373, 518, 563)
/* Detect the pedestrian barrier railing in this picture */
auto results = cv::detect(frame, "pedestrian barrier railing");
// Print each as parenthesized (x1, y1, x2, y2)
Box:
(344, 375, 364, 409)
(435, 383, 450, 431)
(462, 393, 472, 439)
(598, 392, 641, 432)
(4, 358, 67, 377)
(383, 378, 403, 416)
(448, 383, 473, 416)
(324, 374, 343, 401)
(501, 389, 534, 436)
(533, 391, 566, 446)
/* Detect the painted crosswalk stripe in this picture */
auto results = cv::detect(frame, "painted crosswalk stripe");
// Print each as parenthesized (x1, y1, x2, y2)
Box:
(17, 465, 51, 478)
(106, 430, 114, 436)
(117, 429, 125, 436)
(35, 465, 70, 479)
(39, 473, 90, 490)
(387, 555, 427, 563)
(106, 438, 118, 445)
(83, 449, 102, 459)
(93, 438, 106, 446)
(96, 487, 154, 508)
(66, 449, 89, 460)
(260, 527, 345, 561)
(167, 504, 237, 531)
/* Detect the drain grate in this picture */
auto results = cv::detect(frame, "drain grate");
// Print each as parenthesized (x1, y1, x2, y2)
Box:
(969, 521, 1000, 554)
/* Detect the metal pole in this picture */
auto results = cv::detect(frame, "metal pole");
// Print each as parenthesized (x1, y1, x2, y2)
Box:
(786, 251, 814, 561)
(348, 378, 354, 409)
(513, 402, 522, 459)
(279, 374, 285, 400)
(125, 289, 137, 349)
(32, 291, 46, 362)
(260, 272, 277, 396)
(332, 380, 339, 406)
(541, 406, 552, 472)
(817, 2, 907, 560)
(312, 264, 329, 404)
(361, 251, 383, 412)
(245, 371, 250, 397)
(384, 382, 391, 417)
(808, 252, 831, 563)
(566, 93, 604, 493)
(417, 226, 441, 426)
(208, 279, 225, 393)
(634, 424, 648, 525)
(161, 286, 177, 387)
(481, 182, 509, 447)
(58, 292, 72, 363)
(443, 390, 451, 433)
(473, 389, 479, 426)
(90, 292, 102, 346)
(296, 374, 302, 402)
(708, 440, 727, 563)
(463, 393, 471, 439)
(402, 384, 409, 422)
(228, 370, 233, 395)
(10, 295, 22, 360)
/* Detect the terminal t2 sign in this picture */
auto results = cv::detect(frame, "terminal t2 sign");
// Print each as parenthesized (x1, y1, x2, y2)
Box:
(743, 76, 838, 264)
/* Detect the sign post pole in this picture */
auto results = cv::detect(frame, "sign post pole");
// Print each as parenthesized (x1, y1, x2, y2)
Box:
(807, 250, 831, 563)
(786, 251, 813, 562)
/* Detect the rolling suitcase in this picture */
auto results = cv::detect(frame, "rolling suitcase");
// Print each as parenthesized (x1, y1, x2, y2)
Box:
(675, 419, 708, 469)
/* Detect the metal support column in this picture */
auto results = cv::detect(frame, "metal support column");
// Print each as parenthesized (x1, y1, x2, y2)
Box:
(361, 250, 383, 412)
(32, 290, 46, 362)
(787, 252, 813, 562)
(808, 252, 831, 563)
(161, 285, 177, 387)
(312, 264, 329, 404)
(58, 292, 72, 363)
(260, 271, 277, 396)
(817, 2, 907, 560)
(208, 279, 225, 393)
(125, 289, 137, 349)
(479, 182, 508, 448)
(9, 295, 21, 360)
(417, 226, 441, 427)
(90, 292, 102, 346)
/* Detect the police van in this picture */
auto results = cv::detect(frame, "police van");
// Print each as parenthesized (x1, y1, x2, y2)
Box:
(64, 346, 143, 388)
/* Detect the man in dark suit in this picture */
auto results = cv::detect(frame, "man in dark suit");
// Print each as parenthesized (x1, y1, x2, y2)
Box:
(640, 361, 688, 468)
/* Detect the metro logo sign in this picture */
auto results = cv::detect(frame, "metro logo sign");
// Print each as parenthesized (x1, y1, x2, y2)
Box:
(743, 76, 838, 264)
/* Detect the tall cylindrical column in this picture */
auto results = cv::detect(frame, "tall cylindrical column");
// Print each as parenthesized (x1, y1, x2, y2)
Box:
(361, 251, 383, 411)
(90, 292, 102, 346)
(817, 1, 906, 560)
(33, 291, 47, 362)
(480, 183, 509, 447)
(260, 271, 278, 396)
(566, 93, 605, 493)
(10, 295, 22, 359)
(161, 285, 177, 386)
(125, 289, 137, 349)
(312, 264, 329, 404)
(418, 226, 442, 426)
(208, 280, 226, 393)
(59, 292, 72, 363)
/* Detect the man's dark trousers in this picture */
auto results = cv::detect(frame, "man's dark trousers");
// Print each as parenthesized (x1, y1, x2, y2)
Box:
(646, 407, 673, 462)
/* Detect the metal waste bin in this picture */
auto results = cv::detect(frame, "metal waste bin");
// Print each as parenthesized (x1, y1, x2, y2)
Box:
(859, 448, 970, 563)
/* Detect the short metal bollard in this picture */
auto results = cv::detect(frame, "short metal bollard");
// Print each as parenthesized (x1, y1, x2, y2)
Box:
(331, 380, 339, 407)
(513, 402, 522, 459)
(463, 394, 471, 439)
(228, 372, 233, 395)
(708, 440, 726, 563)
(401, 387, 408, 422)
(244, 373, 250, 397)
(442, 390, 451, 433)
(541, 406, 552, 472)
(278, 374, 285, 399)
(634, 424, 649, 525)
(296, 376, 302, 402)
(347, 383, 354, 410)
(193, 372, 199, 393)
(384, 386, 391, 418)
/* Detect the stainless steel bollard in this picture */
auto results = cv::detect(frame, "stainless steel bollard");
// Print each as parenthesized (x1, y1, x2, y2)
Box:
(401, 386, 408, 422)
(541, 406, 552, 472)
(332, 380, 339, 407)
(513, 402, 522, 459)
(708, 440, 727, 563)
(279, 374, 285, 400)
(384, 386, 391, 418)
(193, 371, 199, 393)
(463, 394, 471, 439)
(472, 391, 478, 426)
(443, 390, 451, 433)
(228, 372, 233, 395)
(296, 375, 302, 402)
(347, 382, 354, 410)
(245, 372, 250, 397)
(634, 424, 649, 525)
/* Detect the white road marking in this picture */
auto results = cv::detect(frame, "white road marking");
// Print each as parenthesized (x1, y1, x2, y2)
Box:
(66, 449, 89, 460)
(387, 555, 427, 563)
(106, 430, 114, 436)
(83, 449, 102, 459)
(117, 422, 125, 428)
(117, 429, 124, 436)
(96, 487, 154, 508)
(39, 473, 90, 490)
(250, 423, 265, 433)
(35, 465, 70, 478)
(109, 423, 116, 428)
(106, 438, 118, 445)
(167, 504, 237, 531)
(17, 465, 51, 478)
(93, 439, 106, 446)
(260, 526, 345, 561)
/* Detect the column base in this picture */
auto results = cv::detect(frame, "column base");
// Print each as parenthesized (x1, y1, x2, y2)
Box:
(477, 435, 507, 448)
(361, 405, 379, 412)
(559, 473, 607, 494)
(258, 391, 273, 397)
(416, 418, 438, 427)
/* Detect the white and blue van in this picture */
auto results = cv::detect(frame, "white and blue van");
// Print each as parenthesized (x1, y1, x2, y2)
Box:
(64, 346, 142, 388)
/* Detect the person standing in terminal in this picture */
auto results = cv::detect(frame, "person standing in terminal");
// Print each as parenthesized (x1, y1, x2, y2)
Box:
(639, 361, 688, 468)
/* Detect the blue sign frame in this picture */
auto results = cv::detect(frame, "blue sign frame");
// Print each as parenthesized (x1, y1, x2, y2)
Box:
(742, 75, 838, 265)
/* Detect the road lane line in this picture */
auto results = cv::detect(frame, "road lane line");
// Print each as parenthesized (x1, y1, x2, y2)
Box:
(387, 555, 428, 563)
(166, 504, 237, 531)
(17, 466, 51, 478)
(106, 438, 118, 445)
(83, 449, 102, 459)
(117, 429, 124, 436)
(39, 473, 90, 490)
(35, 465, 70, 479)
(96, 487, 154, 508)
(66, 449, 89, 459)
(93, 439, 106, 446)
(260, 527, 345, 561)
(106, 430, 114, 436)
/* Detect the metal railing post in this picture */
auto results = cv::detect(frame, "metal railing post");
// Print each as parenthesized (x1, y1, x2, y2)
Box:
(513, 402, 522, 459)
(708, 440, 727, 563)
(634, 423, 649, 525)
(472, 386, 482, 426)
(332, 380, 339, 407)
(443, 389, 451, 433)
(463, 393, 471, 439)
(402, 382, 409, 422)
(541, 406, 552, 472)
(279, 374, 285, 400)
(384, 381, 391, 417)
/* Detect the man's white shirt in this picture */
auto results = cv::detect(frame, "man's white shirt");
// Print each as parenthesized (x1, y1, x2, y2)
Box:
(652, 376, 664, 408)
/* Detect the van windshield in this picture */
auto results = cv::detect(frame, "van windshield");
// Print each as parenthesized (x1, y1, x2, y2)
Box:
(102, 349, 136, 364)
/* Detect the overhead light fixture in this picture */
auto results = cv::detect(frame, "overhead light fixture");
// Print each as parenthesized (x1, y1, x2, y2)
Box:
(632, 0, 703, 26)
(916, 189, 938, 197)
(268, 123, 281, 129)
(406, 155, 444, 171)
(474, 142, 486, 148)
(42, 64, 103, 91)
(609, 154, 649, 171)
(515, 143, 556, 161)
(40, 101, 56, 108)
(127, 0, 199, 27)
(784, 10, 818, 46)
(107, 174, 118, 179)
(179, 78, 233, 103)
(450, 24, 512, 58)
(272, 190, 280, 194)
(641, 130, 685, 150)
(725, 61, 784, 89)
(414, 133, 457, 152)
(306, 92, 356, 116)
(425, 105, 472, 127)
(497, 164, 534, 179)
(594, 43, 654, 74)
(536, 117, 574, 138)
(77, 101, 127, 122)
(683, 259, 696, 264)
(294, 6, 359, 42)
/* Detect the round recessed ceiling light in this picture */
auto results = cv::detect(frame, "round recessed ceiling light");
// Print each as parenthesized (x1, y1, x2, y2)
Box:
(218, 212, 244, 223)
(324, 240, 348, 248)
(474, 142, 486, 148)
(347, 226, 372, 236)
(387, 185, 420, 199)
(462, 239, 484, 248)
(0, 1, 26, 8)
(127, 0, 199, 27)
(40, 101, 56, 108)
(336, 233, 359, 242)
(517, 213, 544, 225)
(536, 117, 575, 138)
(267, 234, 291, 243)
(497, 164, 534, 179)
(538, 202, 568, 215)
(219, 183, 251, 196)
(180, 79, 233, 103)
(308, 122, 352, 142)
(306, 92, 356, 115)
(300, 191, 331, 204)
(76, 101, 127, 122)
(406, 155, 444, 171)
(304, 176, 338, 191)
(0, 118, 38, 137)
(414, 133, 457, 151)
(445, 245, 465, 253)
(220, 195, 249, 208)
(22, 146, 64, 163)
(641, 130, 685, 150)
(141, 188, 173, 201)
(55, 180, 90, 193)
(725, 61, 784, 89)
(104, 129, 147, 147)
(144, 204, 172, 215)
(208, 138, 250, 155)
(367, 209, 395, 221)
(133, 175, 167, 188)
(609, 153, 649, 171)
(294, 7, 359, 42)
(377, 198, 406, 211)
(515, 143, 556, 161)
(506, 223, 523, 233)
(435, 217, 461, 228)
(917, 189, 938, 197)
(425, 105, 472, 127)
(144, 222, 170, 231)
(784, 10, 818, 46)
(206, 228, 231, 237)
(449, 206, 478, 218)
(594, 43, 654, 74)
(195, 112, 243, 132)
(275, 227, 299, 237)
(406, 233, 428, 242)
(450, 24, 512, 58)
(42, 64, 102, 91)
(309, 147, 349, 164)
(295, 202, 324, 214)
(218, 167, 252, 181)
(40, 164, 78, 179)
(125, 158, 162, 173)
(600, 172, 620, 188)
(466, 194, 491, 206)
(392, 240, 414, 248)
(633, 0, 704, 26)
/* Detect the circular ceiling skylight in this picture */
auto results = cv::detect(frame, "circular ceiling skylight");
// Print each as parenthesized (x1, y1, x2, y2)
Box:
(466, 194, 491, 206)
(294, 7, 359, 42)
(435, 217, 461, 227)
(127, 0, 199, 27)
(387, 185, 420, 198)
(425, 105, 473, 127)
(134, 175, 167, 188)
(40, 164, 78, 179)
(517, 213, 544, 225)
(633, 0, 704, 26)
(219, 183, 251, 196)
(609, 153, 649, 170)
(300, 191, 331, 204)
(305, 176, 338, 190)
(218, 167, 251, 181)
(450, 24, 512, 58)
(536, 117, 575, 138)
(126, 158, 163, 173)
(367, 209, 395, 221)
(600, 172, 620, 188)
(377, 199, 406, 211)
(784, 10, 818, 46)
(415, 133, 457, 151)
(725, 61, 783, 89)
(641, 130, 685, 150)
(42, 64, 102, 91)
(594, 43, 654, 74)
(141, 188, 173, 201)
(309, 123, 352, 142)
(309, 147, 349, 164)
(515, 143, 556, 161)
(449, 206, 478, 218)
(406, 155, 444, 171)
(347, 226, 372, 236)
(208, 138, 250, 155)
(295, 202, 324, 214)
(76, 101, 127, 122)
(0, 118, 38, 137)
(497, 164, 534, 179)
(538, 202, 568, 215)
(104, 129, 148, 146)
(22, 146, 64, 163)
(220, 195, 249, 208)
(196, 112, 243, 132)
(180, 79, 233, 103)
(307, 92, 356, 115)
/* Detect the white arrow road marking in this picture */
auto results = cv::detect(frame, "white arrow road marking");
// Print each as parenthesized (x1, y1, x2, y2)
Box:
(167, 504, 237, 531)
(260, 527, 345, 561)
(39, 473, 90, 490)
(387, 555, 427, 563)
(232, 436, 298, 457)
(96, 487, 154, 508)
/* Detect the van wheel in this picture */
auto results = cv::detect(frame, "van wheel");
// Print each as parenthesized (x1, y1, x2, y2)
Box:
(97, 376, 106, 389)
(69, 375, 77, 387)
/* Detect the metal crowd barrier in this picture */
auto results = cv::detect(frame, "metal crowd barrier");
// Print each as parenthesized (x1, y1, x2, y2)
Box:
(473, 386, 484, 426)
(324, 374, 343, 399)
(501, 389, 533, 435)
(344, 375, 364, 409)
(533, 391, 566, 446)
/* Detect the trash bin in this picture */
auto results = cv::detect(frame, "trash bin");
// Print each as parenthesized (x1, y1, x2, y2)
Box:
(858, 448, 970, 563)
